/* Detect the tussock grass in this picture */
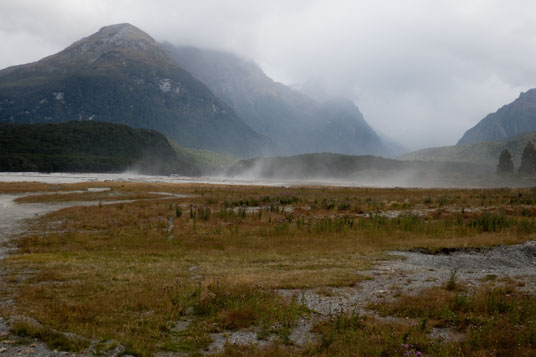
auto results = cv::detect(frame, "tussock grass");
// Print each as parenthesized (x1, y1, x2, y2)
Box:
(219, 283, 536, 356)
(370, 284, 536, 356)
(2, 182, 536, 355)
(11, 319, 90, 352)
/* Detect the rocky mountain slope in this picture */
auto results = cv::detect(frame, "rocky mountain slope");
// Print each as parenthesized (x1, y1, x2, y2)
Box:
(166, 46, 390, 156)
(0, 24, 271, 158)
(458, 89, 536, 145)
(400, 132, 536, 169)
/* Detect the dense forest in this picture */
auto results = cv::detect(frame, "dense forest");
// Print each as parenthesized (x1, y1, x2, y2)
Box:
(0, 121, 199, 175)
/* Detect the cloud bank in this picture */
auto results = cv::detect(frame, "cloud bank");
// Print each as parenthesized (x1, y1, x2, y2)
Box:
(2, 0, 536, 150)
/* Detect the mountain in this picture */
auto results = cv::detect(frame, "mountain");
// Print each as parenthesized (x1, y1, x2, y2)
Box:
(0, 121, 200, 175)
(166, 45, 390, 156)
(226, 153, 496, 188)
(401, 132, 536, 169)
(0, 23, 271, 158)
(458, 89, 536, 145)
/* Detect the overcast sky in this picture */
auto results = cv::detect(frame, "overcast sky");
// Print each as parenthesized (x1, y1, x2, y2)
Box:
(2, 0, 536, 150)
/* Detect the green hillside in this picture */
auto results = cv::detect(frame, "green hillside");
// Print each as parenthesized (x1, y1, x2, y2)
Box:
(0, 121, 200, 175)
(399, 132, 536, 169)
(169, 140, 238, 175)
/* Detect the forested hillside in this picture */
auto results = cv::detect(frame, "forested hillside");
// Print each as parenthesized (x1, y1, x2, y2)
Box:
(0, 121, 200, 175)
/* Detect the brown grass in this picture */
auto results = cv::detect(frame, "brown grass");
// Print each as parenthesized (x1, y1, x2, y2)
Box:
(2, 182, 536, 355)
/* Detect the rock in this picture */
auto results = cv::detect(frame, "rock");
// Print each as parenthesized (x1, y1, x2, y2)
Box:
(458, 89, 536, 145)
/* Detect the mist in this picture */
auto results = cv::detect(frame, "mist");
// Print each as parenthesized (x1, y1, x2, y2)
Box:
(224, 153, 524, 188)
(2, 1, 536, 149)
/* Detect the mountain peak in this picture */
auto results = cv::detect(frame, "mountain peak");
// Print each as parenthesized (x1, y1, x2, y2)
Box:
(65, 22, 159, 56)
(0, 24, 271, 158)
(35, 23, 172, 69)
(95, 23, 156, 44)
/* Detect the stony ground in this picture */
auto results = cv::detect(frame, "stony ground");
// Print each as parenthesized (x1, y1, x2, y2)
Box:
(190, 240, 536, 353)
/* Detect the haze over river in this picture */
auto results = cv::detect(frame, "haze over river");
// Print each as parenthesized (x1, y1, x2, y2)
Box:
(0, 172, 368, 187)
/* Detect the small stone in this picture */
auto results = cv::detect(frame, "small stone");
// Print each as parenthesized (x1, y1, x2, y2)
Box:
(0, 347, 6, 353)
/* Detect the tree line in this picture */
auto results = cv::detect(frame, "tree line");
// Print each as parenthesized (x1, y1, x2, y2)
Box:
(497, 142, 536, 175)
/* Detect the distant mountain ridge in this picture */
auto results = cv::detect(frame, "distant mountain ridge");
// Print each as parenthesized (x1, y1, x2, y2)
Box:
(399, 132, 536, 169)
(458, 89, 536, 145)
(166, 45, 391, 156)
(0, 23, 271, 158)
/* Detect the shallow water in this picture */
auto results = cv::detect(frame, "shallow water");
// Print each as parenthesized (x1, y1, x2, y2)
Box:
(0, 193, 140, 261)
(0, 194, 81, 237)
(0, 171, 372, 188)
(0, 194, 91, 260)
(0, 172, 284, 186)
(0, 183, 198, 261)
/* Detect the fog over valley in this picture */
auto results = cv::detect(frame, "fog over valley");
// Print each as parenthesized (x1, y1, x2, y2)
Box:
(3, 0, 536, 150)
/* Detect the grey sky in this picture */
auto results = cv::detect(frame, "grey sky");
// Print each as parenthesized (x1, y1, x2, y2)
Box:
(2, 0, 536, 150)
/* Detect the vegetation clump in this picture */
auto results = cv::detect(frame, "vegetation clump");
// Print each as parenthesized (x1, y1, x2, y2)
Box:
(371, 284, 536, 356)
(11, 319, 90, 352)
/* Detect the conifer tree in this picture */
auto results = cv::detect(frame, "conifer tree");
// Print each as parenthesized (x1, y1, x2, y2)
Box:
(496, 149, 514, 174)
(519, 142, 536, 174)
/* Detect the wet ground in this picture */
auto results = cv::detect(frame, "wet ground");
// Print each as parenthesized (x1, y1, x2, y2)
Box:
(1, 194, 90, 260)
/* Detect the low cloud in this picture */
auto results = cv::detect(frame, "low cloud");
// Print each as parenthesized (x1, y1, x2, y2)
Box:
(2, 0, 536, 149)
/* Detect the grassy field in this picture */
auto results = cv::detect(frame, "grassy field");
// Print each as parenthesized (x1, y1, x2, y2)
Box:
(1, 182, 535, 355)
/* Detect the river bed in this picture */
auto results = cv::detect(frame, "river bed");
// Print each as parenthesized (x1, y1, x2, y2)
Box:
(0, 171, 388, 188)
